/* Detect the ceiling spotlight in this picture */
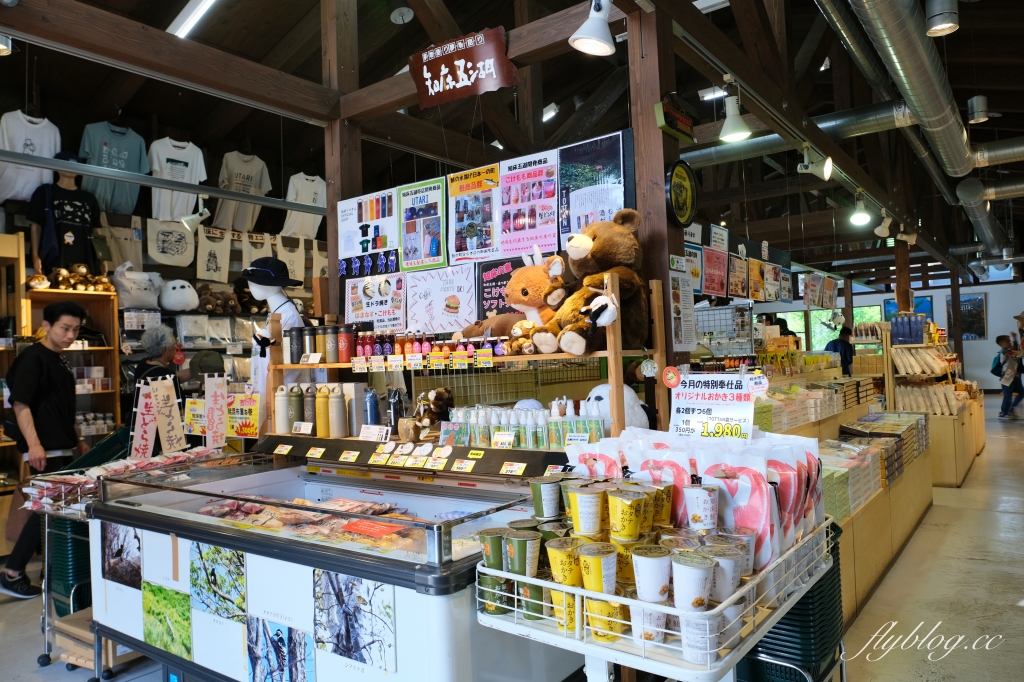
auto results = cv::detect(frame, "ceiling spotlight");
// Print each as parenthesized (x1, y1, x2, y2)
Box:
(0, 0, 19, 6)
(925, 0, 959, 37)
(895, 228, 917, 246)
(0, 35, 11, 57)
(389, 0, 414, 25)
(720, 221, 726, 226)
(569, 1, 616, 57)
(542, 103, 560, 122)
(850, 195, 871, 226)
(797, 146, 833, 181)
(181, 195, 211, 232)
(698, 86, 727, 101)
(819, 57, 831, 72)
(719, 96, 752, 143)
(967, 95, 988, 124)
(874, 211, 892, 238)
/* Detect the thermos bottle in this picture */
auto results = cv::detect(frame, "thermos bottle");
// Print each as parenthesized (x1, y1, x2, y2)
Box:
(364, 388, 381, 426)
(288, 329, 302, 364)
(329, 386, 347, 438)
(274, 386, 289, 434)
(303, 385, 316, 423)
(316, 386, 330, 437)
(287, 385, 303, 430)
(325, 325, 339, 363)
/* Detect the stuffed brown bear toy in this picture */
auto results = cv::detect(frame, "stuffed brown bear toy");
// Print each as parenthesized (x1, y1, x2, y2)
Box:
(223, 291, 242, 315)
(234, 282, 267, 315)
(417, 387, 454, 430)
(196, 283, 218, 312)
(530, 209, 648, 356)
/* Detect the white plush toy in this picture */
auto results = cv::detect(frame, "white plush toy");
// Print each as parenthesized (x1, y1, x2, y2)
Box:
(585, 383, 649, 429)
(159, 280, 200, 312)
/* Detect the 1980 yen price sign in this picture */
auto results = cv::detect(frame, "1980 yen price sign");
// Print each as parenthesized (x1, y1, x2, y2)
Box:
(669, 373, 758, 439)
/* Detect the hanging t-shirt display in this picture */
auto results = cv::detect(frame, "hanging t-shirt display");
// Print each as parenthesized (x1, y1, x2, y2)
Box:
(280, 173, 326, 239)
(148, 137, 207, 221)
(398, 177, 446, 271)
(498, 151, 558, 257)
(212, 151, 273, 232)
(78, 121, 149, 215)
(0, 110, 61, 204)
(557, 132, 625, 250)
(337, 188, 398, 261)
(447, 164, 499, 262)
(28, 184, 101, 273)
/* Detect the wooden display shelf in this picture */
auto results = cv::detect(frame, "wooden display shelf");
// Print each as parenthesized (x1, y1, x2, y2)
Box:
(269, 349, 646, 371)
(895, 373, 946, 379)
(75, 389, 117, 395)
(28, 289, 117, 298)
(929, 409, 975, 487)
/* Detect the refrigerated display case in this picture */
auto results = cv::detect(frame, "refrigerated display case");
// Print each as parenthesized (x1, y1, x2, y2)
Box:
(87, 441, 582, 682)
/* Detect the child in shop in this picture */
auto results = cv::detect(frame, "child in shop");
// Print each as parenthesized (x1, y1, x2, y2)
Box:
(994, 335, 1023, 419)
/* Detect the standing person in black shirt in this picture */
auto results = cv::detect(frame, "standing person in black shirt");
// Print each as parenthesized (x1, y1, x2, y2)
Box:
(825, 326, 856, 377)
(1, 301, 88, 598)
(28, 151, 101, 276)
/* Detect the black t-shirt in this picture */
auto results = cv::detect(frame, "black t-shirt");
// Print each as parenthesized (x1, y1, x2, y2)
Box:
(130, 363, 183, 456)
(28, 184, 101, 273)
(5, 342, 77, 452)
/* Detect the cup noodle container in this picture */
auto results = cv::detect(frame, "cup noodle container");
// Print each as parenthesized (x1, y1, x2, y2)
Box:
(630, 545, 673, 602)
(479, 528, 509, 570)
(606, 490, 646, 540)
(589, 482, 618, 530)
(571, 529, 608, 544)
(505, 530, 542, 577)
(705, 535, 753, 577)
(652, 483, 674, 527)
(538, 522, 572, 542)
(696, 545, 744, 603)
(625, 589, 668, 646)
(631, 485, 659, 532)
(545, 537, 584, 586)
(585, 585, 628, 643)
(659, 537, 702, 554)
(659, 527, 702, 542)
(479, 575, 511, 614)
(507, 518, 541, 532)
(560, 478, 592, 518)
(568, 486, 604, 534)
(578, 542, 618, 594)
(530, 476, 563, 519)
(716, 526, 757, 573)
(720, 602, 746, 649)
(670, 552, 716, 612)
(609, 535, 645, 583)
(683, 484, 720, 530)
(516, 570, 552, 621)
(684, 632, 720, 665)
(550, 589, 577, 632)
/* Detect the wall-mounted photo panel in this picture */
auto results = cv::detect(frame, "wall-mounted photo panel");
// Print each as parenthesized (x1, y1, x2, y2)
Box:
(338, 189, 399, 261)
(313, 568, 397, 673)
(498, 151, 558, 257)
(399, 178, 447, 271)
(448, 165, 499, 262)
(557, 132, 624, 249)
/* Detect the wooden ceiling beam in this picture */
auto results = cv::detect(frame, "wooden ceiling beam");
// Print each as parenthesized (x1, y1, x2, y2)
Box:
(698, 175, 836, 209)
(793, 21, 835, 110)
(730, 0, 787, 89)
(547, 65, 629, 148)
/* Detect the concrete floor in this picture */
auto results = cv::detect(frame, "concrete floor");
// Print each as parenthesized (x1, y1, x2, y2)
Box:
(1, 403, 1021, 681)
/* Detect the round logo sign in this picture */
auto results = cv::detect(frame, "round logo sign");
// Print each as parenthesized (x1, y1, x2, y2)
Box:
(665, 160, 698, 228)
(662, 365, 681, 389)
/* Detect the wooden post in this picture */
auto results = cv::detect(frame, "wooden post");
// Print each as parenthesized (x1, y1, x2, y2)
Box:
(605, 273, 627, 437)
(894, 239, 912, 312)
(949, 271, 964, 363)
(649, 280, 669, 431)
(322, 0, 361, 316)
(843, 276, 855, 333)
(266, 314, 285, 437)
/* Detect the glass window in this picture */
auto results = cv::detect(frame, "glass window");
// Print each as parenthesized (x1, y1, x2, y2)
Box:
(809, 306, 881, 350)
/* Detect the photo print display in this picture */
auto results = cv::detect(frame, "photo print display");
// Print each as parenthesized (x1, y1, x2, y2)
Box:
(313, 569, 397, 673)
(448, 164, 499, 262)
(498, 151, 558, 257)
(557, 132, 624, 249)
(399, 178, 447, 270)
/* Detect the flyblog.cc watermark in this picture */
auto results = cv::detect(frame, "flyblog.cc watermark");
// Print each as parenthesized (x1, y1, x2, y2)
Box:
(845, 621, 1004, 662)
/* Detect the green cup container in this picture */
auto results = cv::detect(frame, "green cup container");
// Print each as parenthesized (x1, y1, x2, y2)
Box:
(479, 575, 511, 615)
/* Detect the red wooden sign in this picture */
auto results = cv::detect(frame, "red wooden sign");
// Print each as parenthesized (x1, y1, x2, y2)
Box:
(409, 27, 519, 109)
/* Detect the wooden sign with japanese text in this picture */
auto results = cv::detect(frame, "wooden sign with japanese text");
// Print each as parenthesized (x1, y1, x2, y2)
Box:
(150, 377, 187, 454)
(410, 27, 518, 109)
(204, 375, 227, 449)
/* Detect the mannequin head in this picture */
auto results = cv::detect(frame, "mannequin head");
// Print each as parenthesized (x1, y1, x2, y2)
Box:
(236, 257, 302, 303)
(248, 281, 281, 302)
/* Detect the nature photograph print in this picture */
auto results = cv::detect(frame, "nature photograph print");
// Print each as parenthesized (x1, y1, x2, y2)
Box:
(190, 542, 247, 622)
(142, 581, 192, 660)
(101, 521, 142, 589)
(246, 616, 315, 682)
(313, 568, 397, 672)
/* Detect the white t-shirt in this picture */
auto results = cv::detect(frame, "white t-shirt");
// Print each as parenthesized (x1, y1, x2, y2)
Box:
(148, 138, 207, 221)
(280, 173, 326, 239)
(0, 110, 61, 204)
(212, 152, 272, 232)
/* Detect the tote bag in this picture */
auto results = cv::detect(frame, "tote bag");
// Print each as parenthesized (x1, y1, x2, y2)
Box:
(196, 226, 233, 283)
(275, 236, 306, 290)
(146, 218, 195, 267)
(242, 232, 273, 267)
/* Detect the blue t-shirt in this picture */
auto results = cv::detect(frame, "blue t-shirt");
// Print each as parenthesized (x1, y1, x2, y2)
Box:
(79, 122, 149, 215)
(825, 338, 855, 375)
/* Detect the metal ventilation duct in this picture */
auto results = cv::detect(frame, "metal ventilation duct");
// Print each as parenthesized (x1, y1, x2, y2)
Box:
(956, 178, 1011, 258)
(976, 176, 1024, 202)
(973, 137, 1024, 169)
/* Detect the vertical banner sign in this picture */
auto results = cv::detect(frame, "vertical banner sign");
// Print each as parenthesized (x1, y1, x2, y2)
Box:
(670, 373, 766, 438)
(557, 132, 625, 249)
(710, 224, 729, 251)
(407, 265, 477, 333)
(763, 263, 781, 302)
(129, 381, 157, 459)
(498, 151, 559, 257)
(821, 277, 837, 309)
(204, 375, 227, 448)
(669, 270, 697, 352)
(410, 27, 518, 109)
(780, 269, 793, 303)
(748, 258, 765, 301)
(805, 273, 824, 307)
(728, 255, 748, 298)
(684, 243, 704, 295)
(337, 189, 399, 261)
(345, 274, 407, 331)
(448, 165, 499, 262)
(399, 178, 447, 271)
(149, 377, 187, 453)
(702, 247, 728, 297)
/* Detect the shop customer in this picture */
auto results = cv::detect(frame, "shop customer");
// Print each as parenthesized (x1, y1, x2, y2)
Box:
(1, 301, 88, 598)
(994, 335, 1022, 420)
(824, 326, 855, 376)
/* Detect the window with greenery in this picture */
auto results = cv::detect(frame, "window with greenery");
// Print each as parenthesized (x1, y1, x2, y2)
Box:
(808, 305, 881, 350)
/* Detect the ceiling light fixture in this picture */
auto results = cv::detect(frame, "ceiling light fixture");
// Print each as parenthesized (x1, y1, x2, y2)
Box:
(490, 139, 504, 150)
(0, 0, 19, 7)
(389, 0, 414, 25)
(167, 0, 219, 39)
(698, 86, 727, 101)
(850, 194, 871, 226)
(569, 1, 616, 56)
(925, 0, 959, 37)
(719, 95, 752, 143)
(895, 228, 918, 246)
(874, 210, 892, 238)
(542, 103, 560, 122)
(181, 195, 211, 232)
(967, 95, 989, 124)
(797, 145, 833, 181)
(0, 35, 11, 57)
(819, 57, 831, 72)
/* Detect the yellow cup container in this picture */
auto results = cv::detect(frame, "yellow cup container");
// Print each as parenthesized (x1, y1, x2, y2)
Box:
(606, 490, 646, 541)
(551, 589, 577, 632)
(545, 537, 584, 587)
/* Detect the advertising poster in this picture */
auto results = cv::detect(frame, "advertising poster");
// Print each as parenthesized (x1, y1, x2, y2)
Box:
(764, 263, 781, 302)
(476, 254, 555, 319)
(710, 224, 729, 251)
(946, 293, 987, 339)
(406, 264, 477, 333)
(669, 270, 697, 352)
(821, 277, 837, 309)
(183, 395, 260, 438)
(344, 274, 407, 332)
(702, 247, 728, 297)
(748, 258, 765, 301)
(884, 296, 933, 321)
(780, 269, 793, 303)
(557, 132, 624, 249)
(684, 243, 704, 295)
(728, 255, 748, 298)
(337, 189, 399, 261)
(398, 178, 446, 271)
(498, 150, 558, 257)
(669, 373, 758, 438)
(448, 164, 499, 262)
(804, 272, 823, 307)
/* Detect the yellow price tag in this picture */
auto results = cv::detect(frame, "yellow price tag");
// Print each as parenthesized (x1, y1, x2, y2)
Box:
(306, 447, 326, 459)
(451, 459, 476, 473)
(273, 444, 293, 455)
(424, 457, 449, 470)
(386, 454, 409, 467)
(368, 453, 390, 465)
(387, 354, 405, 372)
(475, 349, 493, 368)
(338, 450, 360, 463)
(351, 356, 368, 373)
(468, 449, 485, 459)
(369, 355, 386, 372)
(404, 455, 428, 468)
(500, 461, 527, 476)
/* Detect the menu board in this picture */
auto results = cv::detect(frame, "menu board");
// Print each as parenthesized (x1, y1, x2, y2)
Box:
(702, 247, 728, 297)
(498, 151, 558, 257)
(406, 264, 476, 333)
(780, 269, 793, 303)
(337, 189, 399, 261)
(344, 274, 407, 331)
(683, 243, 703, 295)
(448, 164, 499, 262)
(764, 263, 781, 302)
(398, 178, 446, 271)
(670, 269, 697, 352)
(748, 258, 765, 301)
(557, 132, 625, 249)
(728, 255, 748, 298)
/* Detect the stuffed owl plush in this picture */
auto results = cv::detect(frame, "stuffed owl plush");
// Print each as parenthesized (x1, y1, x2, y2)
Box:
(160, 280, 200, 312)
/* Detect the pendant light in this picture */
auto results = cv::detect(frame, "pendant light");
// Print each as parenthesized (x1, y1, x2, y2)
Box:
(925, 0, 959, 37)
(569, 1, 615, 57)
(0, 36, 11, 57)
(850, 194, 871, 226)
(874, 210, 892, 238)
(719, 96, 752, 143)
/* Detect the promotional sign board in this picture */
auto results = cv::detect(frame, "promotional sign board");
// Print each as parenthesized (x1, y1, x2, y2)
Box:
(406, 265, 477, 333)
(498, 151, 559, 257)
(344, 274, 407, 331)
(448, 164, 499, 262)
(337, 189, 399, 261)
(557, 132, 625, 249)
(670, 373, 762, 439)
(409, 27, 518, 109)
(398, 178, 447, 271)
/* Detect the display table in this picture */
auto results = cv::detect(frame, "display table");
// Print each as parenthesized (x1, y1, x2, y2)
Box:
(929, 408, 975, 487)
(971, 395, 986, 455)
(778, 401, 875, 439)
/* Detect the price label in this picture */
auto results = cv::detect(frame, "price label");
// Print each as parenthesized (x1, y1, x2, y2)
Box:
(699, 422, 750, 439)
(338, 450, 360, 463)
(500, 462, 527, 476)
(747, 373, 769, 397)
(351, 356, 368, 373)
(387, 354, 405, 372)
(451, 459, 476, 473)
(306, 447, 326, 459)
(564, 432, 590, 446)
(386, 454, 409, 467)
(274, 444, 293, 455)
(404, 455, 428, 468)
(359, 425, 392, 442)
(225, 342, 243, 355)
(424, 457, 449, 470)
(491, 432, 515, 449)
(468, 449, 485, 459)
(670, 372, 754, 440)
(475, 348, 493, 368)
(417, 475, 435, 483)
(452, 351, 468, 370)
(405, 353, 423, 370)
(429, 351, 445, 370)
(292, 421, 314, 434)
(369, 355, 386, 372)
(368, 452, 390, 465)
(546, 464, 566, 475)
(300, 352, 323, 364)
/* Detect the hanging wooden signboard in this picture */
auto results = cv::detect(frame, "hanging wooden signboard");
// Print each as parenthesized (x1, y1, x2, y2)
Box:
(409, 27, 518, 109)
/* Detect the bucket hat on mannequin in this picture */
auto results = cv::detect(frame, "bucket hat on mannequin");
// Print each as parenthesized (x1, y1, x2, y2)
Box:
(234, 256, 303, 288)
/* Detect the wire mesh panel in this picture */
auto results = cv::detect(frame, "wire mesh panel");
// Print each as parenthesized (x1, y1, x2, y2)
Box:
(411, 358, 605, 407)
(694, 303, 754, 355)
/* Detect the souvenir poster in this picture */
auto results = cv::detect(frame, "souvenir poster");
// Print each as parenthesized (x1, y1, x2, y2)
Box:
(448, 164, 499, 262)
(728, 255, 748, 298)
(821, 277, 837, 309)
(803, 273, 823, 307)
(748, 258, 765, 302)
(406, 265, 477, 333)
(344, 274, 407, 332)
(557, 132, 624, 249)
(780, 268, 793, 303)
(702, 247, 728, 297)
(763, 263, 781, 302)
(398, 178, 447, 271)
(337, 188, 399, 261)
(669, 270, 697, 352)
(684, 243, 703, 295)
(498, 150, 558, 257)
